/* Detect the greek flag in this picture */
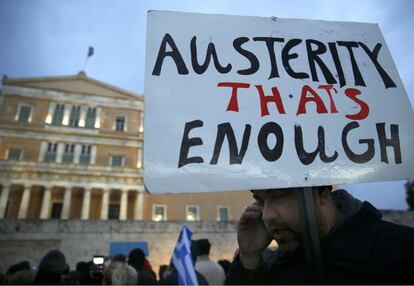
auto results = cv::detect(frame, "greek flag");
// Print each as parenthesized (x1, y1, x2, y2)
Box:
(87, 46, 94, 58)
(172, 225, 198, 285)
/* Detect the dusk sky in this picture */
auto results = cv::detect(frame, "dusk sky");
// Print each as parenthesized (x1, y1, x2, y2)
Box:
(0, 0, 413, 209)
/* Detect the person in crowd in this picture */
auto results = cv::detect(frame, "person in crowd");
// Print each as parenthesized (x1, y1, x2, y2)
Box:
(5, 270, 34, 285)
(3, 261, 34, 284)
(102, 261, 123, 285)
(157, 264, 169, 284)
(111, 264, 138, 285)
(193, 239, 226, 285)
(111, 254, 127, 263)
(228, 186, 414, 284)
(5, 261, 31, 277)
(159, 264, 208, 285)
(128, 248, 157, 284)
(217, 259, 231, 283)
(32, 249, 69, 285)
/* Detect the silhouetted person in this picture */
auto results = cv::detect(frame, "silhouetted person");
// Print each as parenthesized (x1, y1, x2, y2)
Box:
(218, 259, 231, 282)
(33, 249, 68, 285)
(112, 254, 127, 263)
(128, 248, 157, 284)
(159, 264, 208, 285)
(158, 264, 169, 283)
(194, 239, 226, 285)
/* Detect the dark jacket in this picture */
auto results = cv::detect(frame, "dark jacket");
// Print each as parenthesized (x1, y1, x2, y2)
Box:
(228, 201, 414, 284)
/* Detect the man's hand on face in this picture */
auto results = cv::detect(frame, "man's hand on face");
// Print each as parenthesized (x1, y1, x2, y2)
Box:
(237, 202, 273, 270)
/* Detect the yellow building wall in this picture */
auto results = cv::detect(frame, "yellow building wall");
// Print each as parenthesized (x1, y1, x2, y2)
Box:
(90, 191, 103, 219)
(26, 187, 43, 219)
(96, 145, 138, 168)
(0, 95, 50, 125)
(100, 106, 141, 134)
(0, 137, 41, 162)
(144, 191, 253, 221)
(69, 188, 83, 219)
(7, 186, 23, 219)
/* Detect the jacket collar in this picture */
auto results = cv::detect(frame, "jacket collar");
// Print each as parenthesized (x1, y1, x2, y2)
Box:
(321, 201, 382, 264)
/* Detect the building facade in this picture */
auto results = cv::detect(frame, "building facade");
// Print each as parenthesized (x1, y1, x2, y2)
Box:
(0, 72, 252, 221)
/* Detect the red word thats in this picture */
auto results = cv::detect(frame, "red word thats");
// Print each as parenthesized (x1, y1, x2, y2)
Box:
(217, 82, 370, 120)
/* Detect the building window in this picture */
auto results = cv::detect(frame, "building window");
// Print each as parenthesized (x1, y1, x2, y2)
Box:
(7, 148, 22, 161)
(110, 155, 125, 167)
(217, 206, 230, 221)
(52, 104, 65, 125)
(51, 202, 63, 219)
(44, 143, 58, 162)
(69, 105, 81, 127)
(185, 205, 200, 221)
(115, 116, 125, 132)
(62, 144, 75, 163)
(108, 204, 120, 219)
(85, 107, 96, 129)
(80, 145, 91, 165)
(17, 104, 32, 123)
(152, 205, 167, 221)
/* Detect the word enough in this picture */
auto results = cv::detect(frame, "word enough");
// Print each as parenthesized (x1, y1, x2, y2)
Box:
(178, 121, 402, 167)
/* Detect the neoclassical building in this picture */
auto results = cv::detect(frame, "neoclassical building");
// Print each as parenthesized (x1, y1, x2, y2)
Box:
(0, 72, 252, 221)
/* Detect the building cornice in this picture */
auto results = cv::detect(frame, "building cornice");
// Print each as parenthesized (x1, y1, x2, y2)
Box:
(0, 161, 144, 190)
(0, 128, 143, 148)
(2, 72, 143, 100)
(2, 85, 144, 110)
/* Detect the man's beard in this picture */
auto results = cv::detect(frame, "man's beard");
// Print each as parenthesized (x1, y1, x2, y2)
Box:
(264, 209, 325, 253)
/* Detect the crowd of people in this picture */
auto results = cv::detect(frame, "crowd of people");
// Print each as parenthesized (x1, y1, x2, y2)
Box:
(2, 187, 414, 284)
(0, 239, 231, 285)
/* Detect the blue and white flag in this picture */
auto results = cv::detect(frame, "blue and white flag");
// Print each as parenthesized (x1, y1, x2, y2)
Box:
(172, 225, 198, 286)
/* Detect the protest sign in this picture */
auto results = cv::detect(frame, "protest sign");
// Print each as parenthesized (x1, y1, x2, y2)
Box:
(144, 11, 414, 194)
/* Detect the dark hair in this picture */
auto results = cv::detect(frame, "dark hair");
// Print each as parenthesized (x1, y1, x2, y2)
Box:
(112, 254, 127, 263)
(6, 261, 31, 276)
(196, 239, 211, 256)
(128, 248, 145, 269)
(218, 259, 231, 275)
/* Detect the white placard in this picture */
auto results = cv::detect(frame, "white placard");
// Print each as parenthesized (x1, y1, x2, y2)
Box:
(144, 11, 414, 194)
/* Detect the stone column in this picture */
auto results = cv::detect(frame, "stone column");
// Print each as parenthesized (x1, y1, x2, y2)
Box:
(61, 187, 72, 219)
(139, 110, 144, 133)
(133, 191, 144, 220)
(90, 145, 97, 165)
(119, 189, 128, 220)
(56, 143, 65, 163)
(38, 141, 48, 162)
(62, 104, 72, 126)
(94, 107, 101, 129)
(17, 185, 31, 219)
(39, 186, 52, 219)
(136, 148, 142, 169)
(100, 189, 110, 220)
(73, 144, 82, 164)
(81, 188, 91, 220)
(45, 102, 56, 124)
(0, 184, 11, 219)
(78, 105, 88, 127)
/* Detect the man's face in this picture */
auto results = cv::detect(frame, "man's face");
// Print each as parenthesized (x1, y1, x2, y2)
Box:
(253, 188, 305, 253)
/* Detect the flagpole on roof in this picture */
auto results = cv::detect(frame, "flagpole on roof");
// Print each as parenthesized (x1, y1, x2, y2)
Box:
(82, 46, 94, 71)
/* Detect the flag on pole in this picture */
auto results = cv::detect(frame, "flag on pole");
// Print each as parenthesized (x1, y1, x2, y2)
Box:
(87, 46, 94, 58)
(172, 225, 198, 286)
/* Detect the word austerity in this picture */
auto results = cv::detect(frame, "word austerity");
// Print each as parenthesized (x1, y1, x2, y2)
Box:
(152, 33, 397, 89)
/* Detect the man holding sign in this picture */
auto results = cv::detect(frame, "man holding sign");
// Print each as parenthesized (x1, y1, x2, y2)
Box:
(228, 186, 414, 284)
(145, 10, 414, 284)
